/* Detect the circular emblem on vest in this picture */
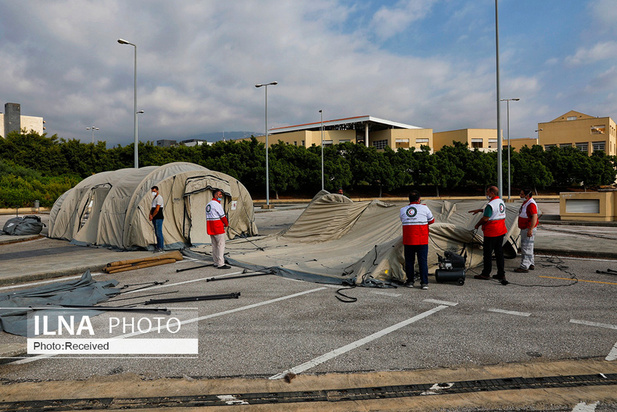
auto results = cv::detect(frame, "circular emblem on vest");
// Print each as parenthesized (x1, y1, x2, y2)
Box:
(206, 204, 212, 212)
(406, 206, 417, 217)
(499, 203, 505, 213)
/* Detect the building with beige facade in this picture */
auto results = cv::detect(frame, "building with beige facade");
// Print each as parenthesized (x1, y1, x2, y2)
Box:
(247, 115, 433, 152)
(0, 102, 45, 137)
(537, 110, 616, 156)
(432, 128, 503, 152)
(509, 137, 538, 151)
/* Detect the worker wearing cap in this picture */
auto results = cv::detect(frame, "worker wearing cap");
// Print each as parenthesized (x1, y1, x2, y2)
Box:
(470, 185, 508, 284)
(515, 188, 539, 273)
(206, 189, 230, 269)
(399, 190, 435, 290)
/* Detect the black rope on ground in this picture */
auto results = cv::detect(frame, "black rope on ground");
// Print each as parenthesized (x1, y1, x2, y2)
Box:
(500, 255, 579, 288)
(335, 286, 357, 303)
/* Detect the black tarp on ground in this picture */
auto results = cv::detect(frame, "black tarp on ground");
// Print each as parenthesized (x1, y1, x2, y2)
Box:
(1, 215, 44, 236)
(0, 271, 120, 336)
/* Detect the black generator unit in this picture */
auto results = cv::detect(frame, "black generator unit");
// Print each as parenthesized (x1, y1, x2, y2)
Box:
(434, 251, 466, 285)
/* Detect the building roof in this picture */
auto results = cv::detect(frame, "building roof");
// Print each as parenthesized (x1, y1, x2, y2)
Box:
(269, 115, 423, 134)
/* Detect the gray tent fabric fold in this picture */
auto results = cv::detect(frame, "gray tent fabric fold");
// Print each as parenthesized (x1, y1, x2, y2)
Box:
(218, 192, 521, 286)
(0, 271, 120, 336)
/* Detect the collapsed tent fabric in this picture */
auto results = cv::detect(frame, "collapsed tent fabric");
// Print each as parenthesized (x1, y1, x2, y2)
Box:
(223, 191, 521, 286)
(0, 271, 120, 336)
(48, 162, 257, 250)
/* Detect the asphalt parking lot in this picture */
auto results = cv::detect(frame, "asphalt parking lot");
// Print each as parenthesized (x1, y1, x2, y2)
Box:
(1, 202, 616, 411)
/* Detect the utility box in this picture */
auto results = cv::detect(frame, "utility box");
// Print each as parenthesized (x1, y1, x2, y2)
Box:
(560, 191, 615, 222)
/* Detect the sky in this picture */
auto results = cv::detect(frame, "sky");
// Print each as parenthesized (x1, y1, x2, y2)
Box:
(1, 0, 616, 147)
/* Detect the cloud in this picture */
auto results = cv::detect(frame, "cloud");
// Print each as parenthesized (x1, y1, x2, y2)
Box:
(0, 0, 609, 147)
(369, 0, 438, 40)
(565, 41, 617, 66)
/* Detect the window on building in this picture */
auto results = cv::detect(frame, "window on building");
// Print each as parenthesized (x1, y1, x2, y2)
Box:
(293, 141, 297, 146)
(323, 140, 333, 146)
(339, 139, 350, 143)
(471, 138, 483, 149)
(415, 138, 429, 144)
(544, 144, 556, 150)
(395, 139, 410, 149)
(301, 140, 305, 146)
(575, 142, 588, 152)
(488, 139, 498, 148)
(592, 141, 606, 152)
(567, 116, 578, 121)
(591, 125, 606, 134)
(373, 140, 388, 150)
(559, 143, 572, 148)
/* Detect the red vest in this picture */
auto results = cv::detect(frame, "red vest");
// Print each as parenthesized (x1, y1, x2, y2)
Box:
(482, 197, 507, 237)
(400, 203, 435, 245)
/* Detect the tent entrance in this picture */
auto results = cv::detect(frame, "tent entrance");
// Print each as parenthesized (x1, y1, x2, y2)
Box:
(183, 175, 231, 246)
(73, 183, 112, 244)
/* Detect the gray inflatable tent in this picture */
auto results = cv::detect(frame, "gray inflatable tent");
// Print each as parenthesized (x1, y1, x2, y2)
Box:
(48, 162, 257, 250)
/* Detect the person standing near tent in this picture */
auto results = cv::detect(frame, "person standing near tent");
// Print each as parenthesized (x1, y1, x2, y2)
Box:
(149, 186, 164, 252)
(515, 188, 539, 273)
(207, 189, 231, 269)
(399, 190, 435, 290)
(469, 185, 508, 285)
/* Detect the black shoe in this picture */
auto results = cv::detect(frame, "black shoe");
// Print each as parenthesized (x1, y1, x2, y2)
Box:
(500, 279, 509, 285)
(528, 265, 535, 270)
(217, 264, 231, 269)
(492, 274, 505, 280)
(474, 274, 490, 280)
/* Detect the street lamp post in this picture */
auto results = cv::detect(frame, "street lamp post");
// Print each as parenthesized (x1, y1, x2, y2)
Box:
(255, 81, 278, 208)
(500, 98, 520, 200)
(117, 38, 138, 168)
(136, 110, 144, 148)
(319, 109, 324, 191)
(495, 0, 503, 196)
(86, 126, 99, 144)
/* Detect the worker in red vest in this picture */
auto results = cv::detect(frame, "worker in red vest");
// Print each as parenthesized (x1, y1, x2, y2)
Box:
(470, 186, 508, 285)
(206, 189, 230, 269)
(399, 190, 435, 290)
(515, 188, 539, 273)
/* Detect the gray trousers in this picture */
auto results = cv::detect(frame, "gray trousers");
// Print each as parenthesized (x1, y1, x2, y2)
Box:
(519, 227, 536, 269)
(211, 233, 226, 267)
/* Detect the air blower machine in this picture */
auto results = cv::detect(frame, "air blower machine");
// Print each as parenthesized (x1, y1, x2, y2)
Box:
(434, 250, 466, 285)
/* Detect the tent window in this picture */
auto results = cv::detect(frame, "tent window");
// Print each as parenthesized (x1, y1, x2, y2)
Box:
(79, 198, 94, 230)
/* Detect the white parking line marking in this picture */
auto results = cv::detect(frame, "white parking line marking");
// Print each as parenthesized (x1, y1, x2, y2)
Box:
(269, 305, 449, 380)
(570, 319, 617, 330)
(606, 342, 617, 361)
(121, 270, 245, 294)
(371, 291, 401, 297)
(423, 299, 458, 306)
(488, 308, 531, 317)
(572, 401, 599, 411)
(13, 286, 328, 364)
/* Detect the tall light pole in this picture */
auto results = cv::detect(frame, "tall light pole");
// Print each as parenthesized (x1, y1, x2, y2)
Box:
(86, 126, 99, 144)
(136, 110, 144, 148)
(500, 98, 519, 200)
(117, 38, 138, 168)
(319, 109, 324, 191)
(255, 81, 277, 208)
(495, 0, 503, 196)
